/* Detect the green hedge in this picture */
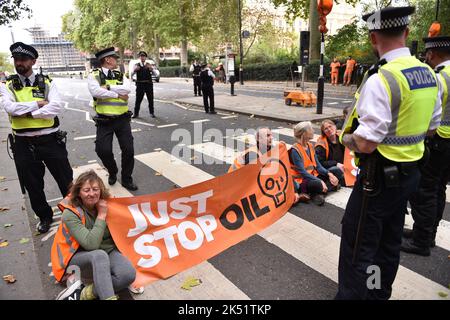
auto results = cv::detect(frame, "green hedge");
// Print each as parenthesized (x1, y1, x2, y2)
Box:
(160, 59, 375, 83)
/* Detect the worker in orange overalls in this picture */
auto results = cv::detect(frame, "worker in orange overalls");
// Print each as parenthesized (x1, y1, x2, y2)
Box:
(343, 56, 357, 86)
(330, 58, 341, 85)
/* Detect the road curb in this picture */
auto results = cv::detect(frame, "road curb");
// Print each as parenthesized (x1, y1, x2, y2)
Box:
(173, 100, 342, 124)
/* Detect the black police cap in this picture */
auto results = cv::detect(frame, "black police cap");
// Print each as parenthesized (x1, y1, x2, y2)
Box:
(362, 6, 415, 31)
(95, 47, 119, 60)
(423, 36, 450, 50)
(138, 51, 148, 57)
(10, 42, 38, 59)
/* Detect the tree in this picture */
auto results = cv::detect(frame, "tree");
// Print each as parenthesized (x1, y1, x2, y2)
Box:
(0, 52, 14, 72)
(270, 0, 358, 60)
(0, 0, 31, 26)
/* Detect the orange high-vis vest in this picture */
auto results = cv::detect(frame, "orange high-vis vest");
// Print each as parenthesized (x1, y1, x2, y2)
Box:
(289, 142, 319, 184)
(315, 135, 329, 159)
(51, 197, 86, 282)
(228, 146, 261, 173)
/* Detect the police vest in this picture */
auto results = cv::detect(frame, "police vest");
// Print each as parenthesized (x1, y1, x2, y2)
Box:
(289, 142, 319, 184)
(91, 69, 128, 116)
(437, 65, 450, 139)
(228, 146, 262, 173)
(340, 56, 438, 163)
(51, 197, 85, 282)
(6, 75, 57, 133)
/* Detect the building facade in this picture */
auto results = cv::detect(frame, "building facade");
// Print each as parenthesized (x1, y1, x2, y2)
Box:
(26, 26, 86, 73)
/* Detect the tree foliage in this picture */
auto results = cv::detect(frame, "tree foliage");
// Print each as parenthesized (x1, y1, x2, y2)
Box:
(0, 52, 14, 72)
(0, 0, 31, 26)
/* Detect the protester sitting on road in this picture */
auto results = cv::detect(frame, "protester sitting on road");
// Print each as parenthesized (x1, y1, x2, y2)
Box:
(51, 170, 142, 300)
(315, 120, 346, 186)
(289, 121, 342, 206)
(229, 127, 309, 204)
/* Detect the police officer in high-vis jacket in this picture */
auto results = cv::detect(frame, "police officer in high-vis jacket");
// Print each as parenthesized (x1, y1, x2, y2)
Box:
(87, 47, 138, 191)
(336, 6, 441, 300)
(0, 42, 73, 234)
(402, 36, 450, 256)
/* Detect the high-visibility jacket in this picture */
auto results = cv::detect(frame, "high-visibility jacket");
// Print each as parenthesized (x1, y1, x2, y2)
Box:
(289, 142, 319, 184)
(437, 65, 450, 139)
(340, 56, 438, 163)
(6, 75, 57, 133)
(228, 146, 261, 173)
(51, 197, 85, 282)
(315, 135, 330, 159)
(91, 69, 128, 116)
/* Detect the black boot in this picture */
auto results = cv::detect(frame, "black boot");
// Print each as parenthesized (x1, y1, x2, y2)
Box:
(400, 238, 430, 256)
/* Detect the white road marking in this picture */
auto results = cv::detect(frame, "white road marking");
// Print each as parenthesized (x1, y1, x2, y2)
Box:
(132, 120, 155, 127)
(326, 187, 450, 253)
(157, 124, 178, 128)
(221, 115, 238, 119)
(190, 119, 210, 124)
(74, 129, 142, 141)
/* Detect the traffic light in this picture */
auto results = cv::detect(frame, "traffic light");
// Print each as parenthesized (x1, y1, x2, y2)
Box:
(300, 31, 310, 66)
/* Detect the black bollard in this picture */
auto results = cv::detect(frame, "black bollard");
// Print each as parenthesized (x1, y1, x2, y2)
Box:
(230, 75, 237, 96)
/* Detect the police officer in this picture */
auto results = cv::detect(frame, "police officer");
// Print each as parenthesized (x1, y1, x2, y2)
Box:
(401, 36, 450, 256)
(132, 51, 156, 118)
(87, 47, 138, 191)
(336, 6, 441, 299)
(189, 60, 202, 96)
(200, 63, 216, 114)
(0, 42, 73, 233)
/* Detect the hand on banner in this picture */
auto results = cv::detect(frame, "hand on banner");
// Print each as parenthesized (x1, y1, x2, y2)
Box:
(337, 163, 345, 173)
(96, 199, 108, 220)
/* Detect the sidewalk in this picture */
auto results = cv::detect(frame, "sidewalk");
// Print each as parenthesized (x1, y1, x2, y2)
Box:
(163, 77, 358, 96)
(0, 111, 45, 300)
(174, 93, 346, 124)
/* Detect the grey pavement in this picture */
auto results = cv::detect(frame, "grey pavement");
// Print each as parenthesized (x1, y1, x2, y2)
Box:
(0, 111, 46, 300)
(164, 77, 351, 123)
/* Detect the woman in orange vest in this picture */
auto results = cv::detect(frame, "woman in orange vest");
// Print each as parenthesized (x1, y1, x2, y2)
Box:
(315, 120, 345, 186)
(51, 170, 140, 300)
(289, 121, 340, 205)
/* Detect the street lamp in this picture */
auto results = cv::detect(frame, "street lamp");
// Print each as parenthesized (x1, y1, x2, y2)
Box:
(316, 0, 333, 115)
(238, 0, 244, 85)
(436, 0, 440, 20)
(8, 25, 15, 44)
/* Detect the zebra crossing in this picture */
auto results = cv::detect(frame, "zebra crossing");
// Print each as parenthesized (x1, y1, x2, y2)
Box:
(43, 126, 450, 300)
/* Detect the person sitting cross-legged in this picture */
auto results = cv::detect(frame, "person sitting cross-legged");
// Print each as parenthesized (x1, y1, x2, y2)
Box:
(289, 121, 343, 206)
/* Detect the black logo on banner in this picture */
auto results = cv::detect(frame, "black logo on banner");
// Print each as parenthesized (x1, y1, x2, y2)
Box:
(257, 159, 289, 208)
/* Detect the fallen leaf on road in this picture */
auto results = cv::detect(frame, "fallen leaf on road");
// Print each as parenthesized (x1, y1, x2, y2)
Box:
(0, 176, 6, 181)
(34, 232, 41, 236)
(0, 241, 9, 248)
(0, 207, 10, 212)
(181, 277, 202, 291)
(19, 238, 30, 244)
(249, 114, 255, 118)
(155, 172, 162, 176)
(20, 251, 25, 255)
(438, 292, 448, 298)
(79, 155, 86, 159)
(190, 156, 198, 161)
(1, 188, 8, 191)
(1, 139, 6, 143)
(4, 224, 13, 228)
(2, 275, 16, 284)
(22, 206, 26, 211)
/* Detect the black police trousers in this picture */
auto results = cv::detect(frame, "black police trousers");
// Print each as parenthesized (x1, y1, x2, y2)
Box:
(409, 136, 450, 247)
(95, 118, 135, 184)
(193, 76, 201, 95)
(336, 162, 420, 300)
(201, 86, 215, 112)
(14, 133, 73, 222)
(134, 82, 154, 116)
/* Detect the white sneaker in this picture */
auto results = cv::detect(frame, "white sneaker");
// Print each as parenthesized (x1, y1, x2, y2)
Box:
(128, 285, 144, 294)
(56, 279, 84, 300)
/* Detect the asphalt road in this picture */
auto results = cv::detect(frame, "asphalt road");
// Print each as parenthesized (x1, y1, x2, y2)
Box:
(28, 78, 450, 300)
